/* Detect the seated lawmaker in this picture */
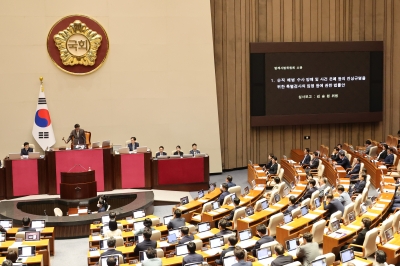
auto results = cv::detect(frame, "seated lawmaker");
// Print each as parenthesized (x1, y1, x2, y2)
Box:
(215, 235, 237, 265)
(252, 224, 274, 256)
(226, 175, 236, 188)
(342, 217, 371, 252)
(271, 244, 293, 266)
(218, 183, 230, 206)
(232, 247, 251, 266)
(167, 209, 185, 229)
(296, 233, 320, 265)
(189, 143, 200, 155)
(346, 158, 361, 180)
(305, 152, 319, 176)
(331, 147, 341, 162)
(179, 226, 194, 244)
(301, 179, 317, 201)
(133, 228, 157, 256)
(377, 144, 388, 161)
(348, 175, 366, 196)
(300, 148, 311, 165)
(215, 218, 233, 237)
(224, 197, 241, 222)
(128, 137, 139, 151)
(155, 146, 167, 157)
(365, 140, 372, 154)
(143, 248, 162, 266)
(323, 194, 344, 218)
(337, 185, 352, 207)
(335, 152, 351, 169)
(267, 156, 278, 175)
(182, 242, 204, 266)
(385, 148, 395, 166)
(134, 218, 155, 235)
(20, 142, 33, 156)
(173, 145, 184, 156)
(105, 221, 122, 238)
(99, 237, 124, 262)
(17, 217, 35, 232)
(285, 196, 298, 215)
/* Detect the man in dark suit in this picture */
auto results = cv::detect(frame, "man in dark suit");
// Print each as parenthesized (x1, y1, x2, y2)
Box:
(346, 158, 361, 180)
(365, 140, 372, 154)
(331, 147, 341, 162)
(271, 244, 293, 266)
(267, 156, 278, 175)
(173, 145, 184, 156)
(232, 247, 252, 266)
(182, 242, 203, 266)
(167, 209, 186, 229)
(17, 217, 35, 232)
(215, 218, 233, 237)
(305, 152, 319, 176)
(301, 179, 317, 201)
(155, 146, 167, 157)
(323, 194, 344, 218)
(264, 153, 274, 170)
(20, 142, 33, 156)
(133, 228, 157, 256)
(300, 148, 311, 165)
(252, 224, 274, 256)
(343, 217, 371, 252)
(189, 143, 201, 155)
(349, 175, 366, 196)
(378, 144, 388, 161)
(284, 196, 298, 215)
(178, 226, 194, 244)
(218, 183, 230, 206)
(335, 152, 351, 169)
(225, 197, 241, 222)
(128, 137, 139, 151)
(66, 124, 86, 145)
(385, 148, 395, 166)
(226, 175, 236, 188)
(215, 235, 237, 265)
(99, 237, 124, 263)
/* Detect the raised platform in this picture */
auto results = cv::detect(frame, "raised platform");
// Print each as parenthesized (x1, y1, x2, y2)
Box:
(0, 191, 154, 239)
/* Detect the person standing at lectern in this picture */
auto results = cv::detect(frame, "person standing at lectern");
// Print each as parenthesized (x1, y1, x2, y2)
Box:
(155, 146, 167, 157)
(128, 137, 139, 151)
(20, 142, 33, 156)
(189, 143, 200, 155)
(66, 124, 86, 145)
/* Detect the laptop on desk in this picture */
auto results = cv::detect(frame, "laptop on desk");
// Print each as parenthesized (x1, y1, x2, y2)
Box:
(92, 142, 100, 148)
(28, 152, 40, 159)
(133, 209, 145, 219)
(385, 227, 394, 242)
(0, 219, 13, 230)
(167, 233, 178, 244)
(285, 238, 299, 256)
(169, 229, 181, 238)
(0, 232, 5, 242)
(205, 236, 224, 255)
(163, 215, 174, 225)
(101, 215, 110, 225)
(133, 221, 145, 231)
(223, 255, 237, 266)
(136, 146, 148, 153)
(198, 190, 205, 199)
(340, 248, 355, 264)
(25, 231, 40, 241)
(139, 251, 149, 262)
(175, 244, 189, 256)
(237, 229, 257, 248)
(18, 246, 36, 257)
(245, 206, 254, 217)
(180, 196, 189, 205)
(100, 239, 109, 250)
(311, 257, 327, 266)
(300, 206, 309, 216)
(256, 247, 274, 265)
(283, 213, 293, 224)
(9, 153, 20, 160)
(31, 219, 45, 231)
(118, 147, 129, 154)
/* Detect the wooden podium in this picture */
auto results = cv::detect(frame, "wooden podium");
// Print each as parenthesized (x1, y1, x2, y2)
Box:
(60, 171, 97, 200)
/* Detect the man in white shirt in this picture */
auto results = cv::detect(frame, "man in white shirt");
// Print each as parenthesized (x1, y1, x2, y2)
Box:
(337, 185, 352, 207)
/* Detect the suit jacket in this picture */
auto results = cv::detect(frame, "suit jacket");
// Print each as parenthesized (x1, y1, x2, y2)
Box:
(331, 153, 340, 162)
(301, 154, 311, 165)
(216, 246, 235, 265)
(182, 253, 204, 266)
(67, 129, 86, 145)
(227, 182, 236, 188)
(302, 186, 317, 200)
(337, 156, 351, 169)
(378, 150, 388, 160)
(265, 160, 272, 169)
(215, 229, 233, 237)
(318, 184, 328, 197)
(232, 260, 252, 266)
(128, 142, 140, 151)
(218, 191, 230, 205)
(309, 158, 319, 169)
(285, 204, 299, 215)
(179, 234, 194, 244)
(268, 163, 278, 175)
(385, 154, 394, 165)
(271, 255, 294, 266)
(189, 150, 200, 155)
(155, 152, 167, 157)
(174, 151, 184, 156)
(323, 198, 344, 217)
(352, 228, 367, 251)
(167, 217, 186, 229)
(133, 239, 157, 256)
(20, 148, 33, 156)
(365, 145, 372, 155)
(296, 242, 320, 266)
(100, 248, 124, 263)
(226, 206, 240, 221)
(143, 258, 162, 266)
(353, 180, 366, 194)
(252, 235, 274, 256)
(348, 163, 360, 175)
(338, 192, 352, 207)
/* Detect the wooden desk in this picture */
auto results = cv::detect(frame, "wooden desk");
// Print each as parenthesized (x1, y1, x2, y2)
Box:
(4, 158, 47, 198)
(89, 215, 160, 234)
(6, 227, 55, 256)
(152, 157, 209, 191)
(247, 164, 267, 185)
(378, 232, 400, 265)
(113, 152, 152, 189)
(0, 239, 50, 266)
(0, 254, 43, 266)
(177, 188, 221, 215)
(280, 159, 306, 182)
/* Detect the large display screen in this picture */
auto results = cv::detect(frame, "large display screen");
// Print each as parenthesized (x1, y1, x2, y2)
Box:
(250, 42, 383, 126)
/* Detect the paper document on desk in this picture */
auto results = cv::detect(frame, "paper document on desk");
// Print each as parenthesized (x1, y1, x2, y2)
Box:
(296, 170, 302, 173)
(254, 187, 264, 191)
(331, 231, 347, 239)
(266, 208, 277, 212)
(89, 250, 100, 257)
(383, 243, 400, 250)
(214, 208, 227, 213)
(158, 242, 170, 247)
(244, 195, 254, 199)
(179, 206, 187, 210)
(207, 211, 219, 216)
(303, 213, 318, 220)
(378, 165, 387, 169)
(78, 209, 87, 214)
(371, 207, 384, 211)
(274, 203, 284, 207)
(347, 224, 362, 230)
(92, 236, 103, 241)
(293, 189, 303, 192)
(375, 203, 385, 208)
(297, 184, 306, 187)
(337, 170, 346, 172)
(204, 248, 222, 256)
(346, 259, 370, 266)
(288, 160, 296, 164)
(197, 199, 208, 203)
(196, 231, 214, 239)
(364, 212, 379, 217)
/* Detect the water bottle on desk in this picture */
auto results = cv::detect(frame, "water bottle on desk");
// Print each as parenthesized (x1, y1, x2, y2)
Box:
(88, 167, 91, 171)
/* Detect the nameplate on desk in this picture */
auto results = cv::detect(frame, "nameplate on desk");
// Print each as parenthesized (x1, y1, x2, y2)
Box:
(92, 232, 100, 236)
(313, 209, 325, 213)
(123, 228, 132, 232)
(296, 170, 302, 173)
(337, 170, 346, 172)
(244, 195, 254, 199)
(266, 208, 277, 212)
(158, 241, 170, 247)
(256, 170, 264, 173)
(89, 248, 98, 251)
(378, 166, 387, 169)
(274, 203, 284, 207)
(125, 242, 133, 247)
(129, 260, 138, 264)
(197, 199, 208, 203)
(297, 184, 306, 187)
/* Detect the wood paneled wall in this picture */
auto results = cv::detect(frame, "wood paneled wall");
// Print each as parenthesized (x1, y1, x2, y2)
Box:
(211, 0, 400, 170)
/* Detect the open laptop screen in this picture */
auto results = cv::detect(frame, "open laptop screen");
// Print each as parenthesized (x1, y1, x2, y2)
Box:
(300, 206, 309, 216)
(261, 200, 269, 210)
(340, 248, 355, 263)
(18, 246, 36, 257)
(169, 229, 181, 238)
(100, 239, 108, 250)
(164, 215, 173, 225)
(167, 233, 177, 243)
(133, 221, 145, 231)
(31, 220, 45, 229)
(139, 251, 148, 262)
(176, 244, 189, 256)
(285, 238, 298, 251)
(245, 206, 254, 216)
(133, 209, 145, 219)
(331, 220, 340, 232)
(25, 231, 40, 241)
(212, 201, 220, 210)
(223, 255, 237, 266)
(314, 198, 321, 208)
(239, 229, 251, 241)
(198, 190, 204, 199)
(257, 247, 272, 260)
(274, 194, 281, 203)
(385, 227, 394, 242)
(348, 211, 356, 223)
(244, 186, 249, 195)
(210, 236, 224, 249)
(0, 232, 5, 242)
(311, 258, 327, 266)
(0, 219, 12, 229)
(198, 222, 210, 233)
(284, 213, 293, 224)
(101, 215, 110, 225)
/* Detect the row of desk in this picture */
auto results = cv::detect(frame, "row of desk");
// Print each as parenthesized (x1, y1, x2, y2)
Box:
(0, 148, 210, 199)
